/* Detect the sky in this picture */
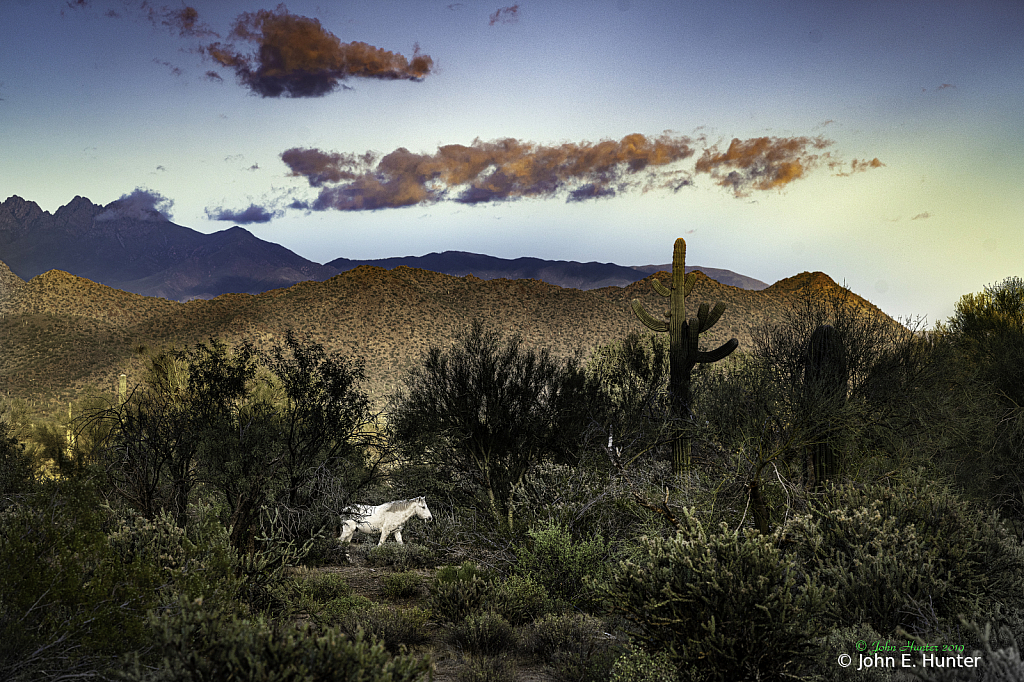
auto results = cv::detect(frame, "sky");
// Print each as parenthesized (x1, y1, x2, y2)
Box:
(1, 0, 1022, 326)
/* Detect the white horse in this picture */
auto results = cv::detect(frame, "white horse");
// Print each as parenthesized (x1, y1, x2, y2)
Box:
(339, 496, 432, 545)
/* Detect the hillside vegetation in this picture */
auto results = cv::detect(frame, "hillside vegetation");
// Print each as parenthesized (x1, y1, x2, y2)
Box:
(0, 259, 889, 414)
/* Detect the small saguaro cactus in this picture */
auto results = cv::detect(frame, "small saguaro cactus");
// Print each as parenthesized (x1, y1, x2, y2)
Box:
(631, 237, 739, 472)
(803, 324, 848, 488)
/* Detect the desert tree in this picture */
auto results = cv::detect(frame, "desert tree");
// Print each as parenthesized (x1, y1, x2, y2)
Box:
(389, 320, 600, 532)
(262, 330, 380, 539)
(936, 276, 1024, 516)
(585, 330, 674, 465)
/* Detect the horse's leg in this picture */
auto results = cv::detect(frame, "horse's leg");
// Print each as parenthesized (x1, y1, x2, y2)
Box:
(377, 523, 392, 546)
(394, 527, 404, 545)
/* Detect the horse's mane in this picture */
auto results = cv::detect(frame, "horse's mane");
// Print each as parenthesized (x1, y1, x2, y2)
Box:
(385, 497, 423, 512)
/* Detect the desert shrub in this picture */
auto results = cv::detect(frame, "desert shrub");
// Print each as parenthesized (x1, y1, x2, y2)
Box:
(527, 612, 622, 682)
(514, 521, 607, 609)
(602, 507, 830, 681)
(365, 542, 437, 569)
(313, 595, 374, 628)
(781, 473, 1024, 638)
(450, 611, 517, 656)
(298, 571, 352, 602)
(514, 462, 628, 541)
(341, 603, 431, 653)
(430, 574, 495, 624)
(303, 532, 351, 566)
(0, 477, 166, 681)
(381, 571, 425, 600)
(490, 573, 552, 626)
(435, 561, 497, 585)
(107, 506, 236, 603)
(222, 505, 321, 614)
(455, 654, 518, 682)
(0, 420, 34, 507)
(609, 645, 679, 682)
(120, 596, 432, 681)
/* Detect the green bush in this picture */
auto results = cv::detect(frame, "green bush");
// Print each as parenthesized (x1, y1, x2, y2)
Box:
(527, 612, 622, 682)
(609, 646, 679, 682)
(341, 603, 431, 654)
(435, 561, 496, 585)
(455, 653, 518, 682)
(602, 507, 830, 681)
(0, 478, 165, 681)
(450, 611, 517, 656)
(297, 571, 352, 603)
(120, 596, 432, 681)
(780, 474, 1024, 637)
(381, 571, 425, 600)
(313, 595, 374, 628)
(490, 573, 552, 626)
(514, 521, 607, 609)
(0, 420, 34, 506)
(365, 542, 437, 570)
(430, 574, 494, 624)
(107, 506, 236, 602)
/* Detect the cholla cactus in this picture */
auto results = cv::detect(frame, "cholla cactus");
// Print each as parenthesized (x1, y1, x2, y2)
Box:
(631, 237, 738, 471)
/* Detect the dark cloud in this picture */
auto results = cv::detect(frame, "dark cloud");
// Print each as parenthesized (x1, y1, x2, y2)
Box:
(96, 188, 174, 221)
(284, 133, 696, 211)
(489, 5, 520, 25)
(204, 5, 433, 98)
(205, 204, 280, 224)
(694, 136, 837, 196)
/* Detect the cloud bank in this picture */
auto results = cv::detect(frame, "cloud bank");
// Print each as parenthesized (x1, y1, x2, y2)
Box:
(282, 133, 697, 211)
(204, 5, 433, 97)
(281, 132, 878, 211)
(205, 204, 281, 224)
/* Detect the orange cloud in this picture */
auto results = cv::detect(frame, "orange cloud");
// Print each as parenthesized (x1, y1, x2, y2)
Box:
(284, 133, 696, 211)
(831, 157, 886, 177)
(205, 5, 433, 97)
(694, 136, 834, 196)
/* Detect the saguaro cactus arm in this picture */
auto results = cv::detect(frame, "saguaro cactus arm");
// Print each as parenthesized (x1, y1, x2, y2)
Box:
(631, 299, 669, 332)
(695, 337, 740, 364)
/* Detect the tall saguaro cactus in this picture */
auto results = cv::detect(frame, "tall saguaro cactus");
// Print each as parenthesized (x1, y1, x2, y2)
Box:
(631, 238, 739, 472)
(804, 324, 847, 488)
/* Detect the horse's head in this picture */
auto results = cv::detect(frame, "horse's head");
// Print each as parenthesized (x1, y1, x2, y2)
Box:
(415, 496, 433, 521)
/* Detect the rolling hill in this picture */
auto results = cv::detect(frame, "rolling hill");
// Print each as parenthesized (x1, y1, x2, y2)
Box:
(0, 258, 891, 417)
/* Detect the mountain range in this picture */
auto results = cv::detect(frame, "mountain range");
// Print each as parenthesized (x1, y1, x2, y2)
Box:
(0, 195, 767, 300)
